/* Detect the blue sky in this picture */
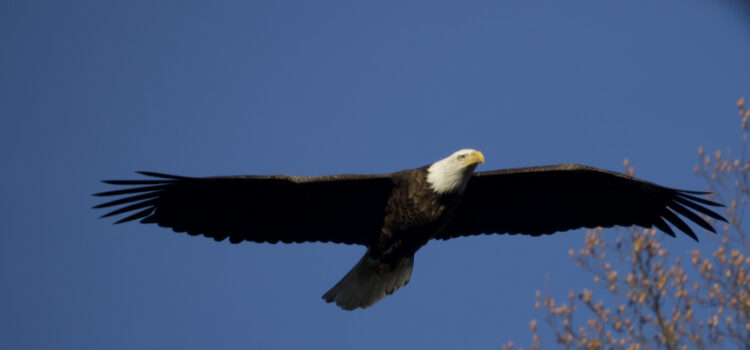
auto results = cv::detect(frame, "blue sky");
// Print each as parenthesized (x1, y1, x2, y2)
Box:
(2, 1, 749, 348)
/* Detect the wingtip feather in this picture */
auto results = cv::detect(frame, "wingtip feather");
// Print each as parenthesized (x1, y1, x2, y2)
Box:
(676, 192, 724, 207)
(662, 210, 698, 242)
(669, 203, 717, 234)
(114, 208, 154, 224)
(653, 218, 675, 238)
(136, 171, 187, 179)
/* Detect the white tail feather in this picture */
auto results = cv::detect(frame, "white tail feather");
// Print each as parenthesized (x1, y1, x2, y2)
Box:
(322, 253, 414, 310)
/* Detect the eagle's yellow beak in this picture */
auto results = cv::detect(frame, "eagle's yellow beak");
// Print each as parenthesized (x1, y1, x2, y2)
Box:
(463, 150, 485, 166)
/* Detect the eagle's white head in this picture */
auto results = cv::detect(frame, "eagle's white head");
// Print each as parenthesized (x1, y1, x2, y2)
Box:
(426, 149, 485, 194)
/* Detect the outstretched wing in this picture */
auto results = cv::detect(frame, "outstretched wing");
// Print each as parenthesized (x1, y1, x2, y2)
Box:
(94, 172, 395, 245)
(436, 164, 725, 241)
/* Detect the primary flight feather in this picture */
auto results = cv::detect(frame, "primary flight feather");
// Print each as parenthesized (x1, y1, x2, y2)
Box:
(94, 149, 725, 310)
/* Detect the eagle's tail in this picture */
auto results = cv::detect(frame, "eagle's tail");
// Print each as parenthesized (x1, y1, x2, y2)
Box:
(322, 253, 413, 310)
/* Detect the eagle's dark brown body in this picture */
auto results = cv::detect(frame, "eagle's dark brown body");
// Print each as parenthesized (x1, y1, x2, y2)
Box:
(374, 167, 462, 266)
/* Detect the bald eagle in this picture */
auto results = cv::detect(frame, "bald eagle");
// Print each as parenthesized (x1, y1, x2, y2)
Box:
(94, 150, 724, 310)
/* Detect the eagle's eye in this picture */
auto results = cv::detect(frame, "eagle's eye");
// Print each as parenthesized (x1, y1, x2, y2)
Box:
(457, 154, 466, 161)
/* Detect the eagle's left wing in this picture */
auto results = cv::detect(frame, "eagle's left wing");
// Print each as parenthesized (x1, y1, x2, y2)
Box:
(94, 171, 395, 245)
(435, 164, 725, 241)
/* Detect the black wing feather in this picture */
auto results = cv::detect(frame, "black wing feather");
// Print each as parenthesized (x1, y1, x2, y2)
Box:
(93, 192, 159, 209)
(99, 199, 157, 218)
(437, 164, 725, 242)
(114, 207, 155, 224)
(668, 202, 716, 233)
(661, 209, 698, 241)
(652, 217, 676, 237)
(94, 184, 170, 197)
(94, 172, 395, 245)
(673, 196, 725, 221)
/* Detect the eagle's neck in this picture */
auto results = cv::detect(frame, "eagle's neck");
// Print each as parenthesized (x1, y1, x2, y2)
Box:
(425, 160, 477, 195)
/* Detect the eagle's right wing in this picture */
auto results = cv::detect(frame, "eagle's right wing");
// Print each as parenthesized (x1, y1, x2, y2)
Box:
(94, 172, 395, 246)
(436, 164, 725, 241)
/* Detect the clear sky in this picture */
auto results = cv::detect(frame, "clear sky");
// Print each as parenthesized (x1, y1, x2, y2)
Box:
(2, 1, 749, 349)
